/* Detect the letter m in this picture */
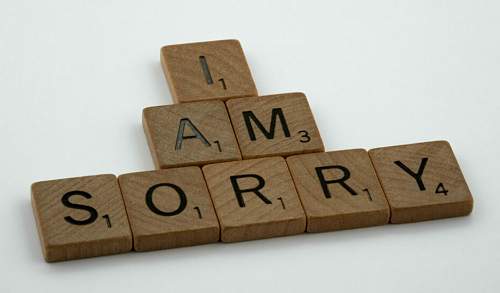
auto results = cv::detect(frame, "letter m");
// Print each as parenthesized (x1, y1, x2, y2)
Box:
(242, 108, 291, 141)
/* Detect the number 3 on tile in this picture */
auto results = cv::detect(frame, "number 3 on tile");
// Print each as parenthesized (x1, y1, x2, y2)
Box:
(298, 130, 310, 143)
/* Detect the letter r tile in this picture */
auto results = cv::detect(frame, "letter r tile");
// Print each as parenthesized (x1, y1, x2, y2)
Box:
(118, 167, 220, 251)
(226, 92, 325, 159)
(369, 141, 473, 223)
(202, 157, 306, 242)
(287, 149, 390, 232)
(143, 100, 242, 169)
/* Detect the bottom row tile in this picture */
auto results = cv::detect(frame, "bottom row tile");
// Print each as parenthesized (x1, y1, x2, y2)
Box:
(31, 174, 133, 262)
(31, 140, 473, 262)
(118, 167, 220, 252)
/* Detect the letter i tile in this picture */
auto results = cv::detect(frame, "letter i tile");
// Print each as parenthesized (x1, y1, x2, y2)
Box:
(161, 39, 258, 103)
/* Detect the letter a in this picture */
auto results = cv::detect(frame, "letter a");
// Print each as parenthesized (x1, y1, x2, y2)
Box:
(175, 118, 211, 150)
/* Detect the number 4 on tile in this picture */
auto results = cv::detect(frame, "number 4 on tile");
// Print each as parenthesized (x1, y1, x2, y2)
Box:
(435, 183, 448, 196)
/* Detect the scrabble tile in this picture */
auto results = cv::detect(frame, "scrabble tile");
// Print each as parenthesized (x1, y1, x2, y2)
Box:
(143, 100, 242, 169)
(118, 167, 220, 251)
(161, 39, 258, 103)
(226, 92, 324, 159)
(369, 141, 473, 223)
(203, 157, 306, 242)
(287, 149, 390, 232)
(31, 174, 132, 262)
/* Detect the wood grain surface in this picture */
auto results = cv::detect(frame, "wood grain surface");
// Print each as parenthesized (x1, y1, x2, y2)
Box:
(226, 92, 324, 159)
(202, 157, 306, 242)
(287, 149, 390, 232)
(143, 100, 242, 169)
(161, 39, 258, 103)
(118, 167, 220, 251)
(31, 174, 132, 262)
(369, 141, 473, 223)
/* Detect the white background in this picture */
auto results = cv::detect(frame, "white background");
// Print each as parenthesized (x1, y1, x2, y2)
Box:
(1, 0, 499, 292)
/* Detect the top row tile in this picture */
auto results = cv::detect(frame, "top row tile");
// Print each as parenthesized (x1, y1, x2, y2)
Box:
(161, 39, 258, 103)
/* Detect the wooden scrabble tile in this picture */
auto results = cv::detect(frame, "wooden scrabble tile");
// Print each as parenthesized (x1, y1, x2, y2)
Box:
(143, 100, 242, 169)
(203, 157, 306, 242)
(31, 174, 132, 262)
(287, 149, 390, 232)
(226, 92, 324, 159)
(161, 39, 258, 103)
(118, 167, 220, 251)
(369, 141, 473, 223)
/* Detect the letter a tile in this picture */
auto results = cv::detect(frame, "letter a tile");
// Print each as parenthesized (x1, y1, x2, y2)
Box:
(226, 92, 324, 159)
(118, 167, 220, 251)
(287, 149, 390, 232)
(369, 141, 473, 223)
(143, 100, 241, 169)
(202, 157, 306, 242)
(31, 174, 132, 262)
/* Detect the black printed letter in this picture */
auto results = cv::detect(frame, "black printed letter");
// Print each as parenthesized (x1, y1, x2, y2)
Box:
(61, 191, 98, 225)
(315, 165, 357, 198)
(146, 183, 187, 216)
(230, 174, 272, 207)
(243, 108, 291, 141)
(394, 158, 428, 191)
(175, 118, 211, 150)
